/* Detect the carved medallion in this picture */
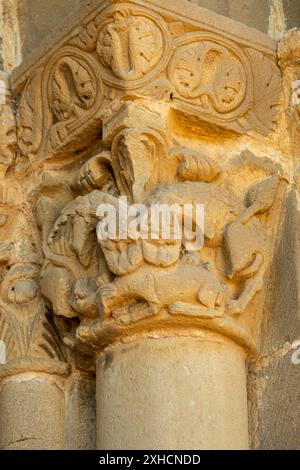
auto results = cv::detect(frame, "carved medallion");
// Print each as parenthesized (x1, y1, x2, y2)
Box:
(96, 7, 173, 88)
(168, 33, 251, 120)
(44, 48, 103, 152)
(49, 56, 97, 121)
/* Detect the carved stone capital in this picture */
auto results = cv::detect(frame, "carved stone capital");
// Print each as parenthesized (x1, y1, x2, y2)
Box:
(12, 0, 282, 162)
(8, 1, 286, 362)
(36, 100, 285, 355)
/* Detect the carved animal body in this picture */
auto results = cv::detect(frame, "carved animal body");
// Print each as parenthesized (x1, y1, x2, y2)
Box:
(97, 176, 278, 321)
(145, 181, 242, 247)
(99, 260, 225, 323)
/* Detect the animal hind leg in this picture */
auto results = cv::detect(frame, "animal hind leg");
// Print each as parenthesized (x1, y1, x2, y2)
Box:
(112, 301, 159, 324)
(169, 302, 224, 318)
(226, 272, 264, 315)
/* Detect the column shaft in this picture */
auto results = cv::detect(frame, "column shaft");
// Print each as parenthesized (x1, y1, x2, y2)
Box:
(96, 336, 249, 450)
(0, 374, 65, 450)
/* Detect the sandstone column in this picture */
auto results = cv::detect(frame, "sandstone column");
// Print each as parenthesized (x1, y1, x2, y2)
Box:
(0, 182, 69, 449)
(10, 0, 284, 450)
(0, 374, 66, 450)
(97, 336, 248, 450)
(0, 71, 67, 450)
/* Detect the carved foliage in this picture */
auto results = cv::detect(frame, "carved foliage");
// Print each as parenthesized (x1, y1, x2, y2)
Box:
(0, 194, 67, 375)
(111, 128, 165, 202)
(0, 72, 16, 172)
(242, 49, 282, 135)
(45, 48, 103, 152)
(0, 105, 16, 172)
(17, 70, 43, 159)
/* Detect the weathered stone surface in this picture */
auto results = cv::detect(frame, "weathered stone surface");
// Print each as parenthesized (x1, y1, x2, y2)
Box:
(38, 101, 284, 355)
(18, 0, 81, 57)
(11, 0, 281, 155)
(4, 0, 300, 64)
(97, 337, 249, 450)
(192, 0, 270, 34)
(0, 376, 65, 449)
(65, 377, 96, 449)
(248, 190, 300, 450)
(252, 352, 300, 449)
(282, 0, 300, 30)
(0, 0, 299, 452)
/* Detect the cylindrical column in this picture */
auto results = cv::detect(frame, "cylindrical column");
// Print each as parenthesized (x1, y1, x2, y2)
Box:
(0, 373, 65, 450)
(96, 335, 249, 450)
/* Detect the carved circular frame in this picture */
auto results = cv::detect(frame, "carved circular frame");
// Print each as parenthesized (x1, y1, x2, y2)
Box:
(167, 32, 253, 122)
(42, 47, 104, 153)
(95, 4, 174, 90)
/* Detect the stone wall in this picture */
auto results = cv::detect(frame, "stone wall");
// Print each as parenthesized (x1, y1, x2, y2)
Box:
(248, 189, 300, 449)
(17, 0, 81, 57)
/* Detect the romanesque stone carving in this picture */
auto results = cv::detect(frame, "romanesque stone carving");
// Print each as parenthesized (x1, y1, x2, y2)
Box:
(168, 34, 248, 116)
(12, 0, 282, 161)
(3, 0, 300, 452)
(17, 70, 43, 160)
(176, 147, 221, 182)
(37, 101, 283, 353)
(38, 172, 113, 321)
(0, 186, 68, 377)
(73, 152, 118, 196)
(1, 0, 284, 366)
(2, 73, 71, 375)
(96, 6, 172, 86)
(95, 175, 278, 324)
(46, 50, 103, 152)
(111, 128, 166, 202)
(0, 104, 15, 173)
